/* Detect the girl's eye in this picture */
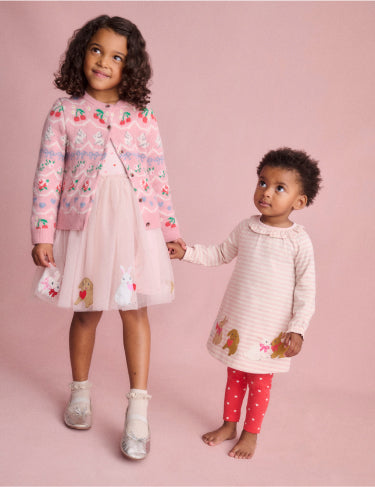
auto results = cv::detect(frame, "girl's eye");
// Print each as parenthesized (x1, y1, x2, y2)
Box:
(91, 47, 101, 54)
(276, 185, 285, 192)
(113, 55, 123, 62)
(259, 180, 266, 188)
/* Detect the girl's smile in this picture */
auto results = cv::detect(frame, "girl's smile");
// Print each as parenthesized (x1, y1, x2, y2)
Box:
(254, 166, 307, 227)
(92, 69, 111, 79)
(84, 28, 127, 103)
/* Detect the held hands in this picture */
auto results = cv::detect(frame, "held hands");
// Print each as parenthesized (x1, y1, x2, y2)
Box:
(31, 243, 56, 267)
(167, 240, 186, 260)
(284, 332, 304, 357)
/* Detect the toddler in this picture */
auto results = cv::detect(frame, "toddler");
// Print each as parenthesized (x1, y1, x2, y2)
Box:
(168, 147, 321, 459)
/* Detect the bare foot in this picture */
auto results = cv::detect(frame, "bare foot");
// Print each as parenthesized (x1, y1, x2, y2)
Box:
(228, 430, 257, 459)
(202, 421, 237, 446)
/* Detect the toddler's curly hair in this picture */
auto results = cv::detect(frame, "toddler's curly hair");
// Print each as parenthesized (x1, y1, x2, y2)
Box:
(54, 15, 152, 110)
(257, 147, 322, 206)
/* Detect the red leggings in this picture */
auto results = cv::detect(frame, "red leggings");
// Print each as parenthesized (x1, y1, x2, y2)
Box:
(223, 367, 273, 434)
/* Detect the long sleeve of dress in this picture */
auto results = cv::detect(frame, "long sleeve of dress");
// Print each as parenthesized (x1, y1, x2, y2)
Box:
(287, 233, 316, 336)
(183, 221, 242, 266)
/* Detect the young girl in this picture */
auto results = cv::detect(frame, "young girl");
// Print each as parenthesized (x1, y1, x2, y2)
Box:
(31, 15, 184, 460)
(168, 148, 321, 459)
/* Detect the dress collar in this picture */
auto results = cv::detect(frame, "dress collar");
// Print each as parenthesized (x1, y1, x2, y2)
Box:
(248, 215, 303, 239)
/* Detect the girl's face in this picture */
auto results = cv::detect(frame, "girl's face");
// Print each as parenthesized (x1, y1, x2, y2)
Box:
(84, 28, 127, 103)
(253, 165, 307, 227)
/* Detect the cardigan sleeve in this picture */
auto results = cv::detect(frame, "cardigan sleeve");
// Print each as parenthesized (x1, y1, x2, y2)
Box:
(31, 99, 67, 244)
(287, 232, 316, 336)
(183, 221, 242, 266)
(145, 110, 181, 242)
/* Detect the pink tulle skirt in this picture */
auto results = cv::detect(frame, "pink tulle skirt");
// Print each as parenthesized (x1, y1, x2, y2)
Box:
(34, 174, 175, 311)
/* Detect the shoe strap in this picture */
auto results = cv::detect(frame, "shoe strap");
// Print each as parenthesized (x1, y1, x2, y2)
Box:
(126, 413, 148, 425)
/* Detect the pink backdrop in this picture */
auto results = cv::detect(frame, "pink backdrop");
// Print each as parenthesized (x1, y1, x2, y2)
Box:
(1, 1, 375, 485)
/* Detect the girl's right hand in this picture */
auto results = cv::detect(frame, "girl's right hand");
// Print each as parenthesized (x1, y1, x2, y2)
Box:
(167, 242, 186, 260)
(31, 244, 56, 267)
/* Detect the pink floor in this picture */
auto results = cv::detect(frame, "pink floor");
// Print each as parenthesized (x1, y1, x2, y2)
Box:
(1, 295, 374, 486)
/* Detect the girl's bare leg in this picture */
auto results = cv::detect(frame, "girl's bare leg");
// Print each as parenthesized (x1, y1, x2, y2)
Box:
(119, 307, 150, 389)
(69, 311, 103, 381)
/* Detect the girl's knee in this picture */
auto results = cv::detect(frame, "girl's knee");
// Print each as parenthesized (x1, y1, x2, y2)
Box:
(120, 307, 148, 322)
(73, 311, 102, 327)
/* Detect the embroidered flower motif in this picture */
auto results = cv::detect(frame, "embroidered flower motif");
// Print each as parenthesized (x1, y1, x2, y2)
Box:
(141, 179, 150, 191)
(81, 180, 91, 192)
(38, 179, 49, 191)
(68, 179, 78, 192)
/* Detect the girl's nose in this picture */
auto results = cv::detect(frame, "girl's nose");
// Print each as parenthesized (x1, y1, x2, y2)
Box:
(97, 55, 109, 67)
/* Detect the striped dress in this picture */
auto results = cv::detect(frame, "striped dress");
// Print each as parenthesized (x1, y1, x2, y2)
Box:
(183, 215, 315, 373)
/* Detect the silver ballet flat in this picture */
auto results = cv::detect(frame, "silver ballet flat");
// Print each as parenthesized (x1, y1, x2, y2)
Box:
(63, 382, 92, 430)
(120, 426, 150, 460)
(120, 391, 151, 460)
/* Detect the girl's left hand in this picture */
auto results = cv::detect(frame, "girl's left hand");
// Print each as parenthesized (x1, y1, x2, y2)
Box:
(284, 332, 303, 357)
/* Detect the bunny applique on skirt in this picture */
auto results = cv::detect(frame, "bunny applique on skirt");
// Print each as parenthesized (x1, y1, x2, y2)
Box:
(33, 143, 174, 312)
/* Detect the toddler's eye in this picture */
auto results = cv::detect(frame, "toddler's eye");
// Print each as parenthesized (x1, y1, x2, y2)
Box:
(276, 185, 285, 192)
(259, 180, 266, 188)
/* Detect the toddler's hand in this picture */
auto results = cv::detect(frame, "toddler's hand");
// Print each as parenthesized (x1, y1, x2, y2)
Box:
(284, 332, 303, 357)
(31, 243, 56, 267)
(167, 242, 186, 260)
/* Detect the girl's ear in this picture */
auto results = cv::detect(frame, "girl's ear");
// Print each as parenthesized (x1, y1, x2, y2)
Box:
(293, 194, 307, 211)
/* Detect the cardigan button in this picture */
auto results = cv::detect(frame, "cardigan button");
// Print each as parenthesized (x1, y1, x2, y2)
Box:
(107, 125, 111, 130)
(105, 104, 110, 108)
(146, 222, 150, 227)
(138, 198, 143, 203)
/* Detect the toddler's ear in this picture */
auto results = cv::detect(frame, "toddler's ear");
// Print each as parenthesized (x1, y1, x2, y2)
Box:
(293, 194, 307, 210)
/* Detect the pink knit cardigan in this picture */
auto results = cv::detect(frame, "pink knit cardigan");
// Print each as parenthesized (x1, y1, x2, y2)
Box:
(31, 93, 181, 244)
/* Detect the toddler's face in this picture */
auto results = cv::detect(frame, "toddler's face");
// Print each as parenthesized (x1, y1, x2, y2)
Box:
(253, 165, 307, 226)
(84, 28, 127, 102)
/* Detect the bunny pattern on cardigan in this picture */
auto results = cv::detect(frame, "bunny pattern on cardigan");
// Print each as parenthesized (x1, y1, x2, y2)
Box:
(31, 93, 181, 244)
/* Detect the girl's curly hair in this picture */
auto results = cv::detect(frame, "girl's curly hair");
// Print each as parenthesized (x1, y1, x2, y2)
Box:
(257, 147, 322, 206)
(54, 15, 152, 110)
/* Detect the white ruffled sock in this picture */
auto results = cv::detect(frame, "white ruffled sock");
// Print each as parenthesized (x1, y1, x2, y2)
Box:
(69, 380, 91, 411)
(125, 389, 151, 439)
